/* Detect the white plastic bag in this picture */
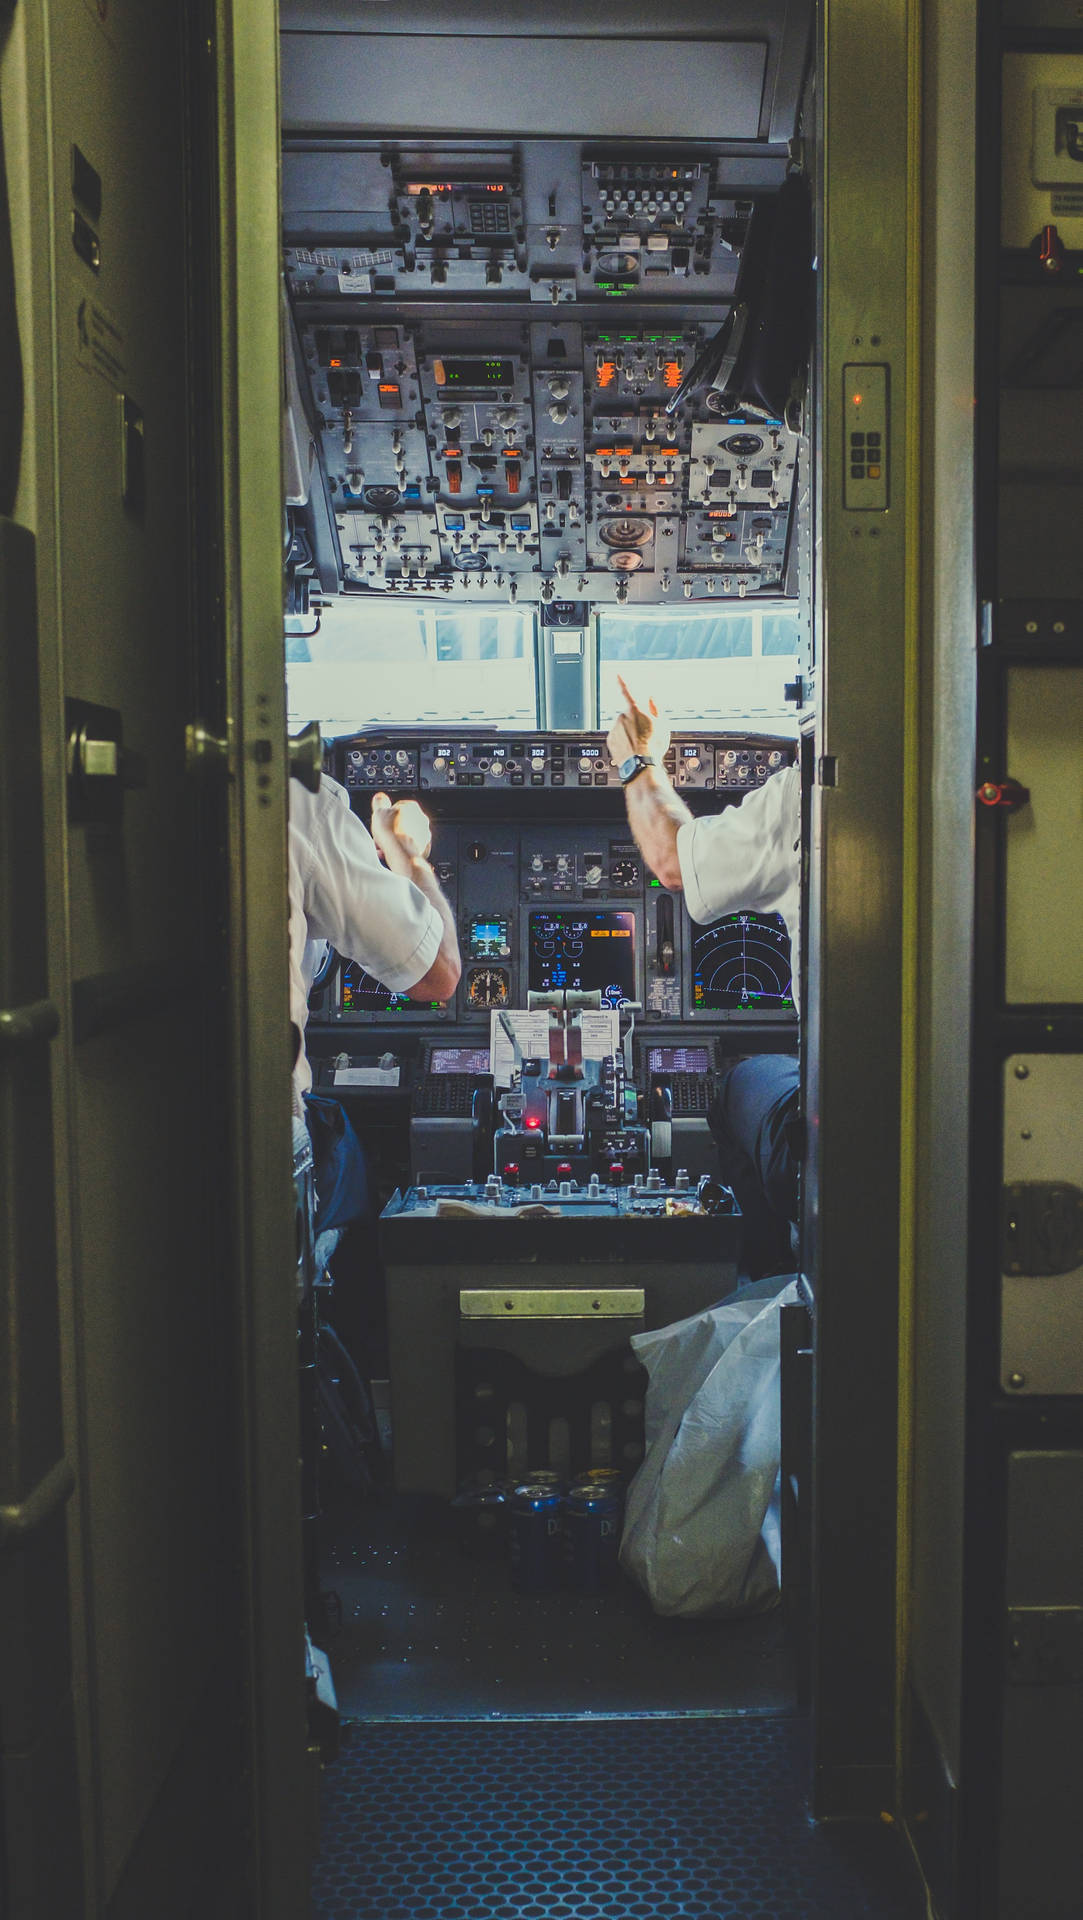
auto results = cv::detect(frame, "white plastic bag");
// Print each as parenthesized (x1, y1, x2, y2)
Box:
(620, 1277, 801, 1618)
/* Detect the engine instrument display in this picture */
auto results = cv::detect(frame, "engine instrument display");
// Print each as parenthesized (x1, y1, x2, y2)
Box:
(691, 912, 794, 1012)
(528, 909, 637, 1007)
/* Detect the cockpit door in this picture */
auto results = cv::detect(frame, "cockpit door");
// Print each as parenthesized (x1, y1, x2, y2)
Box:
(0, 0, 310, 1914)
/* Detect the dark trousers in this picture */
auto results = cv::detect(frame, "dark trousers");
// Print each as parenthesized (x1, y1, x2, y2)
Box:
(708, 1054, 801, 1279)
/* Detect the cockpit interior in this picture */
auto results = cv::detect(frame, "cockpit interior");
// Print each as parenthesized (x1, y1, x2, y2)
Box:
(278, 0, 822, 1795)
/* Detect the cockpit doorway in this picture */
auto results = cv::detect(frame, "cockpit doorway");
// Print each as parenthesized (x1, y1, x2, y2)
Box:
(268, 1, 921, 1914)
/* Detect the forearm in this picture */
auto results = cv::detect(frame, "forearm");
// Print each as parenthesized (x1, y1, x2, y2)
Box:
(623, 766, 692, 890)
(401, 855, 457, 955)
(390, 851, 461, 996)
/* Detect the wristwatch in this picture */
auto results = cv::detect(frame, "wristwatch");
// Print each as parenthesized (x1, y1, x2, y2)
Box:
(617, 753, 655, 786)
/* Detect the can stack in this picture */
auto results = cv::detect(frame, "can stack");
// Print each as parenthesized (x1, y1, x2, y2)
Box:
(502, 1468, 625, 1593)
(563, 1479, 622, 1591)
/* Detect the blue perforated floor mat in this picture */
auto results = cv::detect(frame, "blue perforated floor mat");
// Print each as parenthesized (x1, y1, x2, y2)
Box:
(312, 1717, 923, 1919)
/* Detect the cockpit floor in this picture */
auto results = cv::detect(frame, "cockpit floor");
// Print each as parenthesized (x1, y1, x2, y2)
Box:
(317, 1491, 792, 1721)
(311, 1716, 924, 1920)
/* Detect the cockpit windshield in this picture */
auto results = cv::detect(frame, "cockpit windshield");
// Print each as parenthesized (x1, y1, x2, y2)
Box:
(287, 602, 800, 734)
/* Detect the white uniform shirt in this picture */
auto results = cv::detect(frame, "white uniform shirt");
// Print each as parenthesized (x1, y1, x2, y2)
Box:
(289, 776, 442, 1110)
(675, 762, 802, 997)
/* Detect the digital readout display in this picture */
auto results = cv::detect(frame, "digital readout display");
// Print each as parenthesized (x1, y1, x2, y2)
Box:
(406, 182, 508, 196)
(436, 358, 514, 388)
(429, 1046, 491, 1075)
(647, 1047, 711, 1074)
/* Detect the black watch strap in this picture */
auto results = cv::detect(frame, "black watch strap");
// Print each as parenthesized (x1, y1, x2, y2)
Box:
(619, 753, 655, 786)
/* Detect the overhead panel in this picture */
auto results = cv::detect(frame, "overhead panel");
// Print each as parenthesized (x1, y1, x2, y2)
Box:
(283, 132, 808, 611)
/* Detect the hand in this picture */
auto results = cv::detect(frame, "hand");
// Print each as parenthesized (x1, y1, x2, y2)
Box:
(370, 792, 433, 863)
(605, 674, 669, 769)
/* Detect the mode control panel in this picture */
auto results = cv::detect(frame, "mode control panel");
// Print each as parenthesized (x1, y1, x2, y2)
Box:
(338, 731, 794, 795)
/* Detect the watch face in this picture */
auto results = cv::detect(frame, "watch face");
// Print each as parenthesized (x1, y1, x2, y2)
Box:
(618, 754, 639, 782)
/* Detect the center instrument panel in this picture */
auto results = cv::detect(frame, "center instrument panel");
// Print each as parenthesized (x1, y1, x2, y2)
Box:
(283, 135, 809, 611)
(309, 729, 798, 1038)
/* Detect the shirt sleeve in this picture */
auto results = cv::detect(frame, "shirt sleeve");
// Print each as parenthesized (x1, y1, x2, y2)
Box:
(302, 780, 443, 993)
(675, 763, 800, 927)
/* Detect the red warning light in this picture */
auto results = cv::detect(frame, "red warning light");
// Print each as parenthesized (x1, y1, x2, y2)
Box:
(663, 360, 682, 388)
(596, 360, 617, 389)
(852, 393, 863, 407)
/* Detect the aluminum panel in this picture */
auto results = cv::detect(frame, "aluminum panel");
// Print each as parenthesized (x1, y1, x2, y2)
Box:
(282, 35, 768, 139)
(1001, 1054, 1083, 1395)
(1004, 668, 1083, 1005)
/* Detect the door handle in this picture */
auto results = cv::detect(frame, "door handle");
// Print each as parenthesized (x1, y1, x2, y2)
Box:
(0, 1457, 75, 1553)
(66, 696, 147, 824)
(0, 997, 59, 1052)
(185, 720, 232, 778)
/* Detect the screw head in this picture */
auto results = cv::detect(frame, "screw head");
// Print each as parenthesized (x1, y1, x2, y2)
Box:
(1008, 1372, 1026, 1390)
(1014, 1063, 1029, 1079)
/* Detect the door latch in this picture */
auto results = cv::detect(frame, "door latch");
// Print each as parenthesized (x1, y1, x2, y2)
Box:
(66, 697, 147, 826)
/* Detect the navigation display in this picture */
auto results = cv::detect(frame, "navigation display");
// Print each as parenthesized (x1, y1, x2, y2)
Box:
(691, 911, 794, 1012)
(339, 962, 444, 1014)
(528, 909, 637, 1007)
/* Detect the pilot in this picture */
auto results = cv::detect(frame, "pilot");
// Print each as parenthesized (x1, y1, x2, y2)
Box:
(606, 676, 800, 1277)
(290, 775, 461, 1117)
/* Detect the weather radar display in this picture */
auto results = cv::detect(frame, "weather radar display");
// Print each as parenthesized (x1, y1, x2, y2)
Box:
(691, 911, 794, 1012)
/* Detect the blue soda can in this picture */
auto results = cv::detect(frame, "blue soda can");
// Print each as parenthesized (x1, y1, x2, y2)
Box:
(582, 1468, 624, 1498)
(508, 1483, 564, 1591)
(564, 1481, 621, 1590)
